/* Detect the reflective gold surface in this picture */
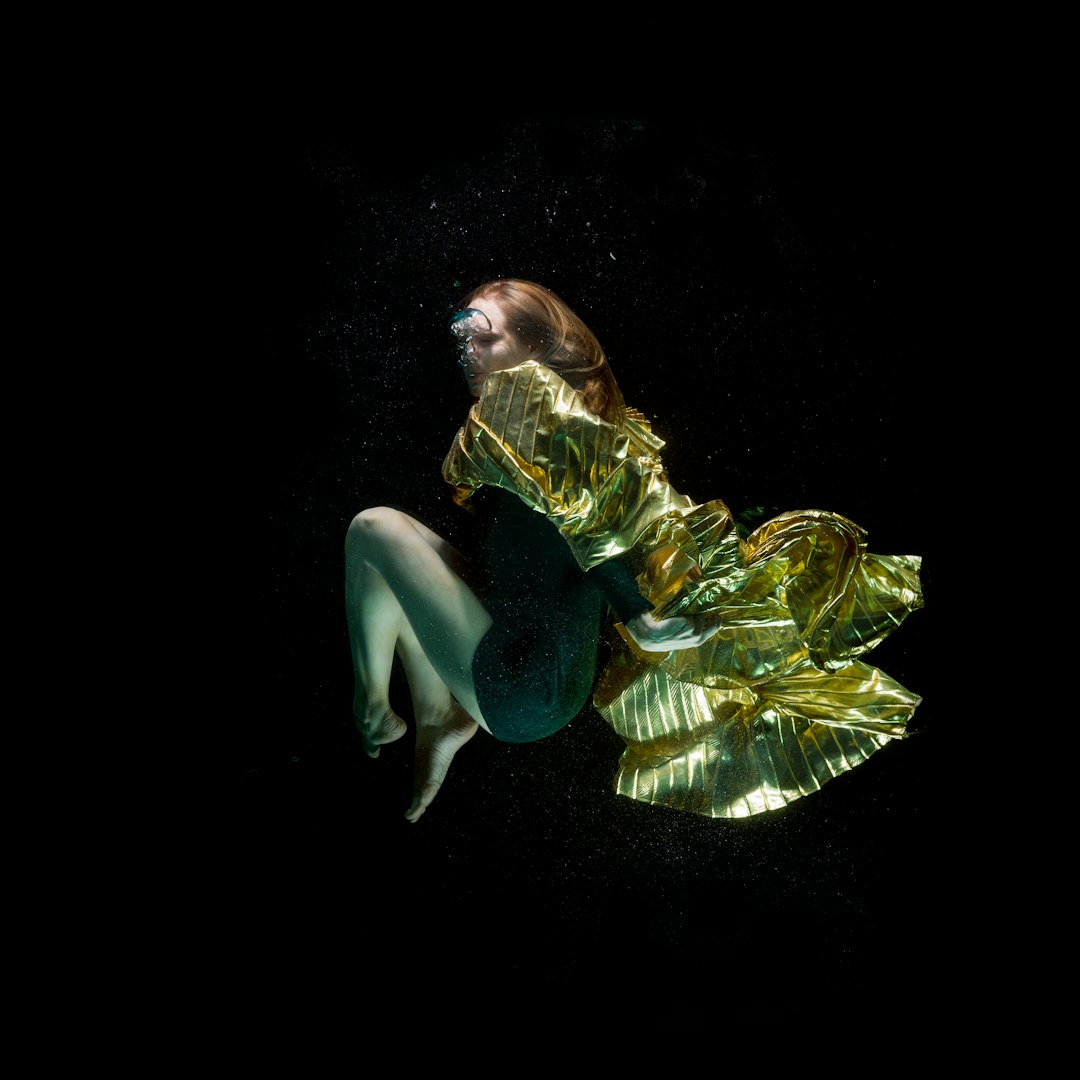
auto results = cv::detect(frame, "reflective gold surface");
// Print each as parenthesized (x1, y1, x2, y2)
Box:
(444, 362, 923, 818)
(443, 361, 697, 570)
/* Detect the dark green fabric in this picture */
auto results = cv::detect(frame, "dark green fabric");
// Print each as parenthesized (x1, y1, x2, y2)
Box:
(585, 556, 652, 623)
(467, 488, 604, 743)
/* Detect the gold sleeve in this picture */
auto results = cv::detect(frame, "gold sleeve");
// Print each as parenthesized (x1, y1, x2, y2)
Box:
(442, 361, 696, 571)
(441, 360, 925, 820)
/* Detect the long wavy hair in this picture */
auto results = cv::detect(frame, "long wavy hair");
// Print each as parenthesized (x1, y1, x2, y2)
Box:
(460, 279, 625, 424)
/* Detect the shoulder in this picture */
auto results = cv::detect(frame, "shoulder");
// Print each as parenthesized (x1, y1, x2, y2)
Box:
(473, 361, 589, 423)
(479, 360, 572, 399)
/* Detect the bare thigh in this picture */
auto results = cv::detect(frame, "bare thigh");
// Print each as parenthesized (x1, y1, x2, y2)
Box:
(348, 506, 493, 727)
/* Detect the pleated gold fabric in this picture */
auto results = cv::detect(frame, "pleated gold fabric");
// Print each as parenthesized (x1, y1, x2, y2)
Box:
(443, 362, 924, 818)
(443, 361, 696, 571)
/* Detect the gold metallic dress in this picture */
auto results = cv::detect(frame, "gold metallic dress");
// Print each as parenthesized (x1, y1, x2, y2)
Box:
(443, 361, 923, 819)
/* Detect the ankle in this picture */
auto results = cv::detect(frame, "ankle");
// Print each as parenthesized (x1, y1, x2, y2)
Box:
(354, 701, 393, 725)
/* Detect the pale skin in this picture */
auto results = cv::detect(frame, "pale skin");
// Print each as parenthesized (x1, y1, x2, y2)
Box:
(346, 296, 718, 821)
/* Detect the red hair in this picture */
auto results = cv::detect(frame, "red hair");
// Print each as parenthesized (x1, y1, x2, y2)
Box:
(461, 279, 625, 423)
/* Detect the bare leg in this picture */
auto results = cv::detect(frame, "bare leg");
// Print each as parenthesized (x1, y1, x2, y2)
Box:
(345, 506, 493, 819)
(393, 620, 479, 822)
(345, 557, 409, 757)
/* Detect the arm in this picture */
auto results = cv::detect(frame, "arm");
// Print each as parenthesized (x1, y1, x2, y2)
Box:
(445, 363, 718, 652)
(585, 555, 652, 622)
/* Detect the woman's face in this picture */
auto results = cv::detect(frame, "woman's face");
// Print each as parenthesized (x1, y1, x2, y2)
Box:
(454, 297, 533, 397)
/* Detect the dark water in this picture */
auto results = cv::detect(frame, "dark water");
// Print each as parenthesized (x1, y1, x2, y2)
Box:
(215, 118, 961, 999)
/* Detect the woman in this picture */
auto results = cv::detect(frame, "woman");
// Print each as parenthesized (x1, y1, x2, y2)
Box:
(345, 279, 923, 822)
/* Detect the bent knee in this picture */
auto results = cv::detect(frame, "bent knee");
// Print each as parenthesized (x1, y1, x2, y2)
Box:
(349, 505, 401, 529)
(346, 506, 410, 548)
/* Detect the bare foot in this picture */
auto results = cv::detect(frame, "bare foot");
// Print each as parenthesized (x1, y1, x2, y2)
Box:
(354, 707, 407, 758)
(406, 705, 478, 823)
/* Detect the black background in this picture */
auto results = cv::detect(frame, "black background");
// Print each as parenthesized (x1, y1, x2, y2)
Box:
(221, 116, 957, 998)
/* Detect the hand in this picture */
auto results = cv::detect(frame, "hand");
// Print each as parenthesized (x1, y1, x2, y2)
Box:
(624, 611, 720, 653)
